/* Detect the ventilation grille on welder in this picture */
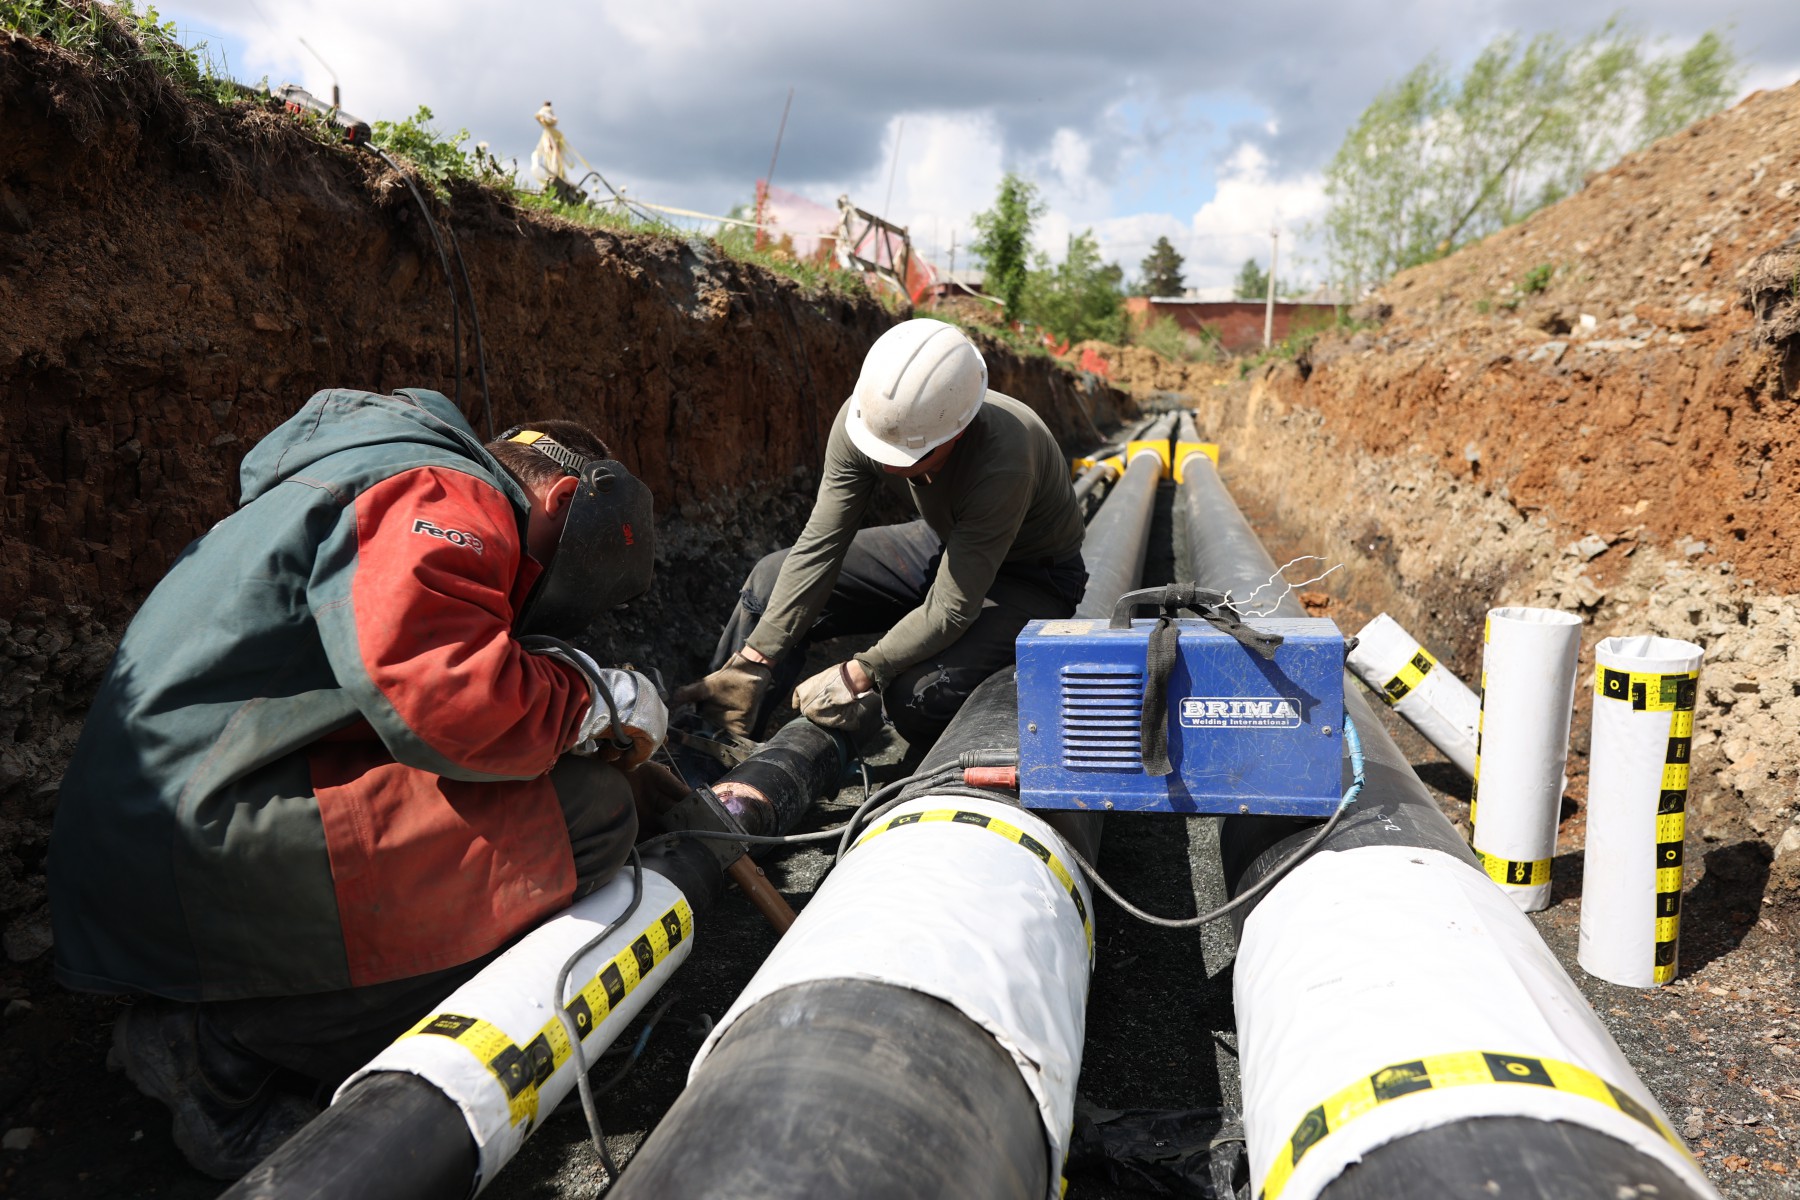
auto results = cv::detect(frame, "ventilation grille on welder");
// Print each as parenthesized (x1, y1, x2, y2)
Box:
(1059, 665, 1143, 771)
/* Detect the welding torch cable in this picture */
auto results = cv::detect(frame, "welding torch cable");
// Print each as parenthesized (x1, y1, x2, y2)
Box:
(443, 221, 495, 439)
(367, 147, 464, 417)
(1065, 714, 1367, 930)
(551, 845, 645, 1184)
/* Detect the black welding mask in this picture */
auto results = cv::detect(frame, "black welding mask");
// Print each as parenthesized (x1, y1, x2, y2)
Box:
(505, 428, 656, 639)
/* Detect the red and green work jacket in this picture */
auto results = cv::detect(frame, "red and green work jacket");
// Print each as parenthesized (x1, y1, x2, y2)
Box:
(50, 389, 594, 1001)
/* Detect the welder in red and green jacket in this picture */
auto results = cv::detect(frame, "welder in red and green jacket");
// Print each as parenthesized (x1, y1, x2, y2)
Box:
(49, 388, 677, 1179)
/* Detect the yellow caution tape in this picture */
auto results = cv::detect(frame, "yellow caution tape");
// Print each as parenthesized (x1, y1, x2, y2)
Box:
(1476, 850, 1550, 888)
(1258, 1049, 1689, 1200)
(1594, 666, 1698, 984)
(399, 898, 693, 1129)
(857, 807, 1093, 955)
(1378, 646, 1437, 706)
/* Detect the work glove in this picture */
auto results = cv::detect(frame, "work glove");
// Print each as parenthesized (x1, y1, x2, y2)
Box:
(792, 661, 883, 738)
(671, 652, 773, 741)
(623, 759, 693, 823)
(526, 639, 668, 768)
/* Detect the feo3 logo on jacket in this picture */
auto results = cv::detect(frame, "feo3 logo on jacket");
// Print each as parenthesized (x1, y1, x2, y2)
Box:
(411, 517, 485, 555)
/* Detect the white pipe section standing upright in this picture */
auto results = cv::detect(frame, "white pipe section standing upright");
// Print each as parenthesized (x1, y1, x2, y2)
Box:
(1580, 635, 1705, 988)
(1346, 613, 1480, 777)
(1471, 606, 1582, 911)
(338, 871, 696, 1192)
(686, 795, 1094, 1199)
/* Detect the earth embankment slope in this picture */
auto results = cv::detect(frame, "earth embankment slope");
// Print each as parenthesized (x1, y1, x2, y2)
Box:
(0, 30, 1130, 949)
(1190, 80, 1800, 1195)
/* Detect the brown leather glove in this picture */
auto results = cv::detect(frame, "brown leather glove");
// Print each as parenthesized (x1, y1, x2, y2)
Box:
(792, 661, 883, 737)
(672, 651, 774, 740)
(623, 759, 694, 824)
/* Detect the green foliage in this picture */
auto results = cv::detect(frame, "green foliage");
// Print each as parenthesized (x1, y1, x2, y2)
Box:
(1138, 236, 1185, 297)
(1322, 19, 1741, 294)
(1522, 262, 1554, 293)
(970, 174, 1044, 316)
(1, 0, 239, 101)
(1136, 315, 1220, 363)
(1021, 230, 1126, 345)
(370, 106, 509, 198)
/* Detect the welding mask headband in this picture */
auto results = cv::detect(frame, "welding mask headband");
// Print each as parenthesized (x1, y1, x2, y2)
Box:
(508, 439, 656, 639)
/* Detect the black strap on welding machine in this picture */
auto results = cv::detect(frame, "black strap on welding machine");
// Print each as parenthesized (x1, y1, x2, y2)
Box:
(1110, 584, 1285, 777)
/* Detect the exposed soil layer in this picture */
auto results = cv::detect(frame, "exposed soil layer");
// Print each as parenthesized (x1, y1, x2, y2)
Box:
(0, 27, 1134, 1191)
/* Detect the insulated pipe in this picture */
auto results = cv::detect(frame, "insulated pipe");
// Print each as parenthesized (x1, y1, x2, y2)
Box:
(1182, 453, 1714, 1200)
(221, 834, 731, 1199)
(615, 418, 1169, 1200)
(711, 718, 850, 836)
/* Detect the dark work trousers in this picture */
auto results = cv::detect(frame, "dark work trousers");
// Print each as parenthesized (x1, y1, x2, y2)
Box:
(712, 520, 1087, 747)
(177, 754, 637, 1097)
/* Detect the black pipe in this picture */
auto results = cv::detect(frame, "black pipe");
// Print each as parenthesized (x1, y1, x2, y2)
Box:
(615, 420, 1173, 1200)
(711, 718, 851, 836)
(216, 831, 727, 1200)
(613, 980, 1048, 1200)
(1179, 427, 1705, 1200)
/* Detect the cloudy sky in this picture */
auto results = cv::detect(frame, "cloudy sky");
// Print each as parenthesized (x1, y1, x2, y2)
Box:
(158, 0, 1800, 295)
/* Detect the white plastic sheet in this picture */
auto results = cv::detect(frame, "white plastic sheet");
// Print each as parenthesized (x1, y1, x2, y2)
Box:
(1347, 613, 1479, 776)
(1237, 844, 1717, 1200)
(1580, 635, 1705, 987)
(690, 795, 1094, 1200)
(338, 870, 695, 1192)
(1472, 606, 1582, 911)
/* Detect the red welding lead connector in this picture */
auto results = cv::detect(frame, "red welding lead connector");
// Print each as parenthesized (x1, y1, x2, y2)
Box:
(963, 766, 1019, 790)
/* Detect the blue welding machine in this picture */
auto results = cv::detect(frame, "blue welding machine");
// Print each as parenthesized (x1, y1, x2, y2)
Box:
(1015, 589, 1346, 817)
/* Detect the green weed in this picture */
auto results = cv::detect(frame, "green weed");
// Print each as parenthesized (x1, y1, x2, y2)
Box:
(1522, 262, 1555, 293)
(1136, 315, 1221, 363)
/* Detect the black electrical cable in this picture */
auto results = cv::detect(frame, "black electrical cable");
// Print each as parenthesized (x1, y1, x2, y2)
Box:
(1064, 715, 1367, 930)
(367, 146, 471, 428)
(551, 845, 644, 1186)
(443, 221, 495, 439)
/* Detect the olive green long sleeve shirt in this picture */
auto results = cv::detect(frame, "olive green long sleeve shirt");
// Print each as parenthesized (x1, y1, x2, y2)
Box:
(745, 391, 1085, 687)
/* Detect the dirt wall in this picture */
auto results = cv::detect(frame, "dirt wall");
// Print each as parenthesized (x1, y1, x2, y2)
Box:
(0, 33, 1132, 946)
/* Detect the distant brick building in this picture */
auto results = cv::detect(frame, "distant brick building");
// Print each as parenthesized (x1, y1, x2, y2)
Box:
(1125, 297, 1339, 354)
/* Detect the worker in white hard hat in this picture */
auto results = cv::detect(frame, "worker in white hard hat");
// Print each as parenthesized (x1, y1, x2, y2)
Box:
(676, 318, 1087, 749)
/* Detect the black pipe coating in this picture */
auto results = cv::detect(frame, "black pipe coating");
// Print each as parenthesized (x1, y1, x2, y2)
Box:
(712, 718, 850, 836)
(216, 840, 724, 1200)
(1179, 429, 1704, 1200)
(612, 979, 1049, 1200)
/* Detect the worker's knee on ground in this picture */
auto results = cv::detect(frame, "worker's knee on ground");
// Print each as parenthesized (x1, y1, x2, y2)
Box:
(738, 546, 792, 611)
(549, 756, 638, 897)
(885, 662, 996, 747)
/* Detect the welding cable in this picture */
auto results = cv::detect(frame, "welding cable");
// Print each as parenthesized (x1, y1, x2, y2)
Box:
(551, 845, 645, 1184)
(443, 221, 495, 439)
(1067, 714, 1367, 930)
(369, 145, 493, 437)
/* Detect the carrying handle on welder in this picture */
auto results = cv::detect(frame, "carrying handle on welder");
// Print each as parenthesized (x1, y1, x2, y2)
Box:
(1123, 584, 1285, 778)
(1108, 583, 1285, 660)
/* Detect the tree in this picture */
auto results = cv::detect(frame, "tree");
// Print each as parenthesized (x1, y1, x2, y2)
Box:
(1139, 237, 1185, 296)
(1023, 231, 1127, 344)
(1234, 258, 1269, 301)
(1322, 20, 1740, 294)
(970, 174, 1044, 317)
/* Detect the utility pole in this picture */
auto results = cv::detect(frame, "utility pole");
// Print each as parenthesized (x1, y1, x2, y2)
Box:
(1263, 225, 1280, 349)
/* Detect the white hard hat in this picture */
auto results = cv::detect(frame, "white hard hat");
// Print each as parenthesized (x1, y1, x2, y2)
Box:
(845, 319, 988, 466)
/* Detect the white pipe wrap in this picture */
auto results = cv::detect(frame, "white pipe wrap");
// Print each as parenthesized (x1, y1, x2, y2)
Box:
(1346, 613, 1479, 776)
(1237, 844, 1717, 1200)
(1471, 606, 1582, 911)
(689, 795, 1094, 1200)
(337, 871, 695, 1192)
(1579, 635, 1704, 988)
